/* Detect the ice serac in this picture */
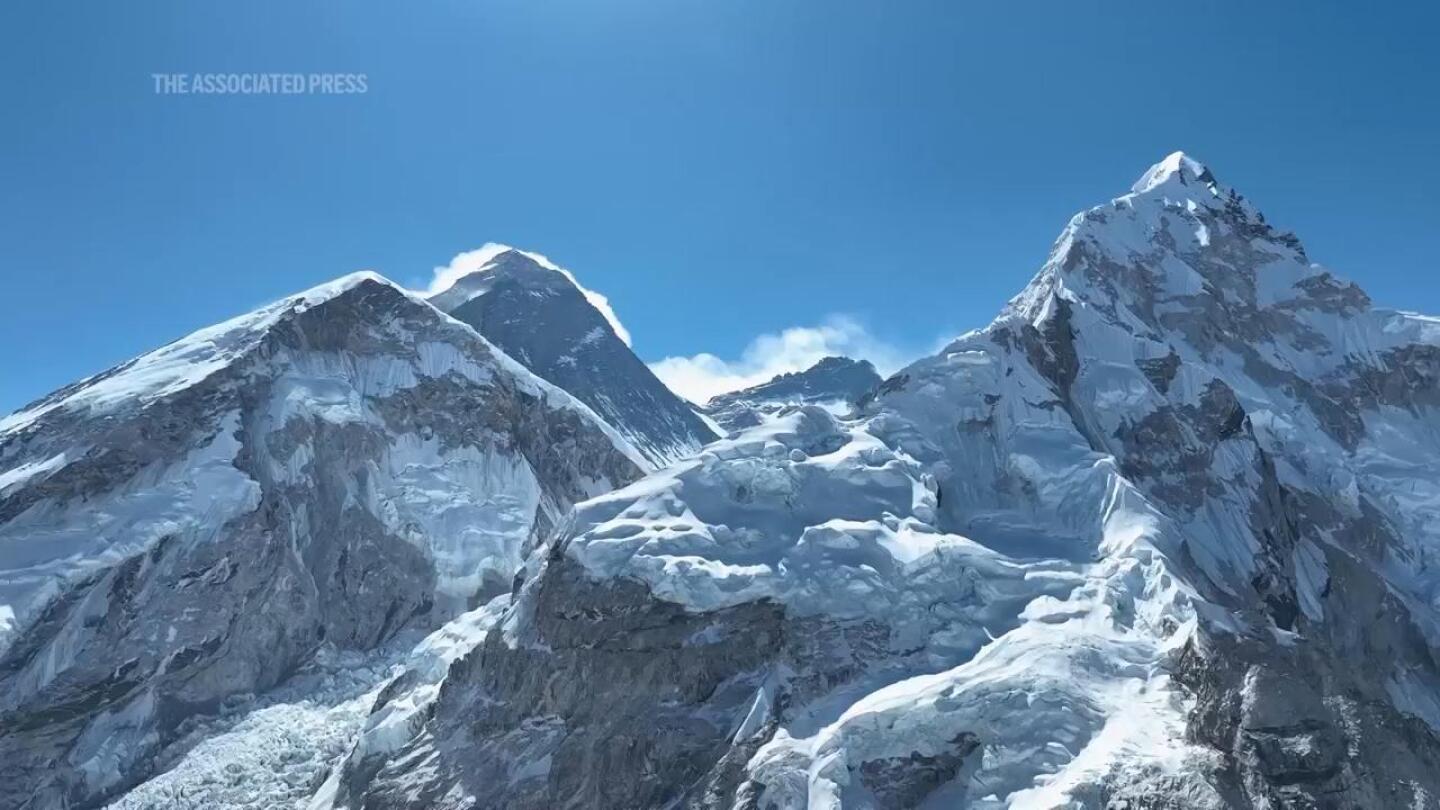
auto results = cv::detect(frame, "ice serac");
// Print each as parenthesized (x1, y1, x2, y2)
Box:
(430, 247, 718, 466)
(0, 272, 643, 808)
(332, 154, 1440, 808)
(705, 355, 882, 433)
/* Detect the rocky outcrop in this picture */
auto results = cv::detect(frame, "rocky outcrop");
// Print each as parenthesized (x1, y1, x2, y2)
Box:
(706, 356, 882, 432)
(1176, 629, 1440, 809)
(430, 247, 717, 466)
(344, 559, 788, 809)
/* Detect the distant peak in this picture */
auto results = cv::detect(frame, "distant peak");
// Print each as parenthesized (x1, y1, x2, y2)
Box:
(468, 248, 571, 289)
(808, 356, 875, 373)
(429, 245, 557, 294)
(479, 247, 553, 275)
(1130, 151, 1217, 195)
(705, 354, 883, 412)
(426, 243, 634, 346)
(295, 270, 401, 303)
(257, 270, 428, 319)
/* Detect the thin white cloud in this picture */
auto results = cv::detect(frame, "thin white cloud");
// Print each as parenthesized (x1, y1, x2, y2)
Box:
(648, 315, 931, 405)
(423, 244, 512, 297)
(423, 243, 633, 346)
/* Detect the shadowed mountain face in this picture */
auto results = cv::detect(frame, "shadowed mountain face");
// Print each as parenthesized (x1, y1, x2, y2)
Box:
(705, 355, 883, 432)
(430, 249, 717, 467)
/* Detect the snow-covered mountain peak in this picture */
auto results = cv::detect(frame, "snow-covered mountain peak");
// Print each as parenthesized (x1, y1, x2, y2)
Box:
(296, 268, 396, 299)
(703, 355, 883, 432)
(1120, 150, 1276, 235)
(1129, 150, 1216, 195)
(258, 270, 443, 318)
(0, 262, 647, 806)
(806, 355, 877, 375)
(0, 271, 421, 438)
(426, 244, 635, 346)
(427, 247, 568, 311)
(999, 152, 1344, 344)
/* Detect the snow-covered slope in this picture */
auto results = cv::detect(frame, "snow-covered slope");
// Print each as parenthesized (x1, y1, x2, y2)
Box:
(430, 246, 718, 466)
(324, 154, 1440, 809)
(705, 355, 882, 433)
(0, 273, 643, 808)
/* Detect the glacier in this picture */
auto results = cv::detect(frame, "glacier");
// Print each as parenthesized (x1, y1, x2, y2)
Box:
(320, 153, 1440, 809)
(4, 151, 1440, 809)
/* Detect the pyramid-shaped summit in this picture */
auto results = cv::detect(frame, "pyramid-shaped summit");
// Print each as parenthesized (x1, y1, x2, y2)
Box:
(430, 247, 717, 466)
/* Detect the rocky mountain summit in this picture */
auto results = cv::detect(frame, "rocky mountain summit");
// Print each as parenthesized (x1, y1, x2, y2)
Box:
(429, 246, 717, 467)
(4, 151, 1440, 810)
(705, 355, 882, 432)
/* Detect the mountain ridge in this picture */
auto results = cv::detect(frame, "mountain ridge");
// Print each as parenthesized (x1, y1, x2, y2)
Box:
(429, 247, 718, 466)
(0, 273, 645, 807)
(704, 355, 882, 432)
(323, 152, 1440, 809)
(5, 152, 1440, 809)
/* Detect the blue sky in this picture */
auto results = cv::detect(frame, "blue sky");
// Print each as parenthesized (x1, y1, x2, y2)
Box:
(2, 1, 1437, 411)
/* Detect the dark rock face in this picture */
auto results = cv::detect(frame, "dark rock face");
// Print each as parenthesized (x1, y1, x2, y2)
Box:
(331, 544, 950, 810)
(0, 278, 641, 809)
(1137, 350, 1181, 395)
(856, 733, 981, 809)
(345, 556, 790, 809)
(431, 249, 717, 466)
(1176, 630, 1440, 809)
(706, 356, 882, 433)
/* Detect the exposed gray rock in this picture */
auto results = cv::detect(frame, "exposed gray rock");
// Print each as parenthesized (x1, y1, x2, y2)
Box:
(706, 356, 882, 433)
(430, 248, 718, 466)
(856, 732, 981, 809)
(347, 556, 789, 809)
(1176, 629, 1440, 809)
